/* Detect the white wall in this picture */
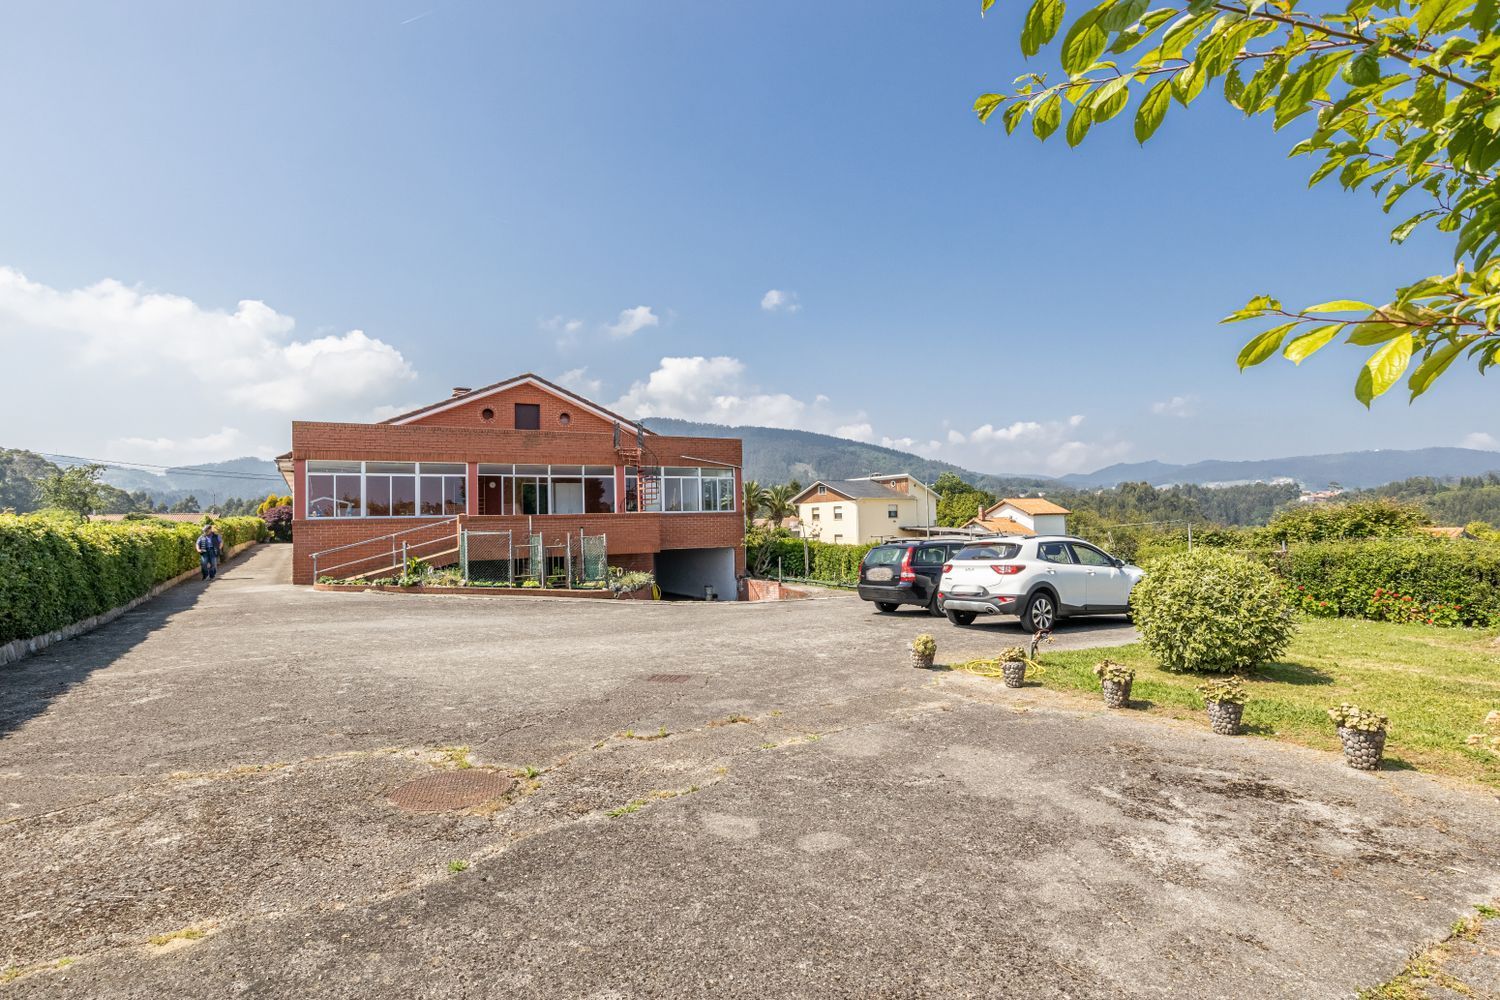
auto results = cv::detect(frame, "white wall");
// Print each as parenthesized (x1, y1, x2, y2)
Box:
(656, 547, 738, 601)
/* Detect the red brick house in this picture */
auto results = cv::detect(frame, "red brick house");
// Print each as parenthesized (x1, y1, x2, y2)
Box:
(278, 374, 744, 597)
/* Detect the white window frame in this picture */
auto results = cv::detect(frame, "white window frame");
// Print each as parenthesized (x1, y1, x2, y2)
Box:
(305, 461, 468, 519)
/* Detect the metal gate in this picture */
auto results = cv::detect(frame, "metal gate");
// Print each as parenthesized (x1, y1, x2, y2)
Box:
(461, 530, 513, 584)
(581, 533, 608, 584)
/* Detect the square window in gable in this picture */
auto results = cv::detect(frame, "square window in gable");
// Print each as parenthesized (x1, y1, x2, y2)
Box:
(515, 403, 541, 429)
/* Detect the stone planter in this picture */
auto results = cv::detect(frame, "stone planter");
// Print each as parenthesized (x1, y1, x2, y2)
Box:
(911, 649, 934, 670)
(1338, 726, 1386, 771)
(1101, 678, 1132, 709)
(1205, 700, 1244, 736)
(1001, 660, 1026, 688)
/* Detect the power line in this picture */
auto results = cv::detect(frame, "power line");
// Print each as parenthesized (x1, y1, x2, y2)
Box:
(33, 452, 286, 484)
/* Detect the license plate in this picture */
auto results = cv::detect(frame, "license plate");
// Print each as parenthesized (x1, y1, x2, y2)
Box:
(867, 567, 893, 581)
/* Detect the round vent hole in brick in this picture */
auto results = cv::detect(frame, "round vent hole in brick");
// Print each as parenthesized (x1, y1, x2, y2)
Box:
(387, 771, 515, 813)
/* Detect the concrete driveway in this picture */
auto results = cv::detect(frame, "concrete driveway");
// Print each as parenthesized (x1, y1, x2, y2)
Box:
(2, 544, 1497, 998)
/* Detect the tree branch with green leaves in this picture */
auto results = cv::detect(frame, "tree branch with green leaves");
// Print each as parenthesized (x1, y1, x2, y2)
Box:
(975, 0, 1500, 403)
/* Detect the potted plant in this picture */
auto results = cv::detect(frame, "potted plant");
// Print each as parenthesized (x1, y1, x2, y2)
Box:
(997, 646, 1029, 688)
(1092, 660, 1134, 708)
(1196, 677, 1248, 736)
(911, 634, 937, 670)
(1327, 703, 1389, 771)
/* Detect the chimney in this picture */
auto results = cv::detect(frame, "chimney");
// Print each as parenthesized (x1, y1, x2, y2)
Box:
(451, 386, 471, 398)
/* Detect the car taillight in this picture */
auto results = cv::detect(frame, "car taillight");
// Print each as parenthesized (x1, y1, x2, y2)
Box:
(991, 564, 1023, 575)
(899, 547, 916, 582)
(942, 563, 952, 574)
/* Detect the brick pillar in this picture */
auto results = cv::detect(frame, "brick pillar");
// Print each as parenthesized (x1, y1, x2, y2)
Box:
(294, 459, 307, 517)
(467, 463, 480, 515)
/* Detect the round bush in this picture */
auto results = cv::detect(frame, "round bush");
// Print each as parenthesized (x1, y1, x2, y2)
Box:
(1131, 549, 1295, 673)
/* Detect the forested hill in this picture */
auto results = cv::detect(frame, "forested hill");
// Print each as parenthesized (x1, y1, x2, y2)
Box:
(641, 419, 1054, 493)
(1061, 447, 1500, 490)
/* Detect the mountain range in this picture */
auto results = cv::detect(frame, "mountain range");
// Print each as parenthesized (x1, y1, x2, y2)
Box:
(46, 425, 1500, 505)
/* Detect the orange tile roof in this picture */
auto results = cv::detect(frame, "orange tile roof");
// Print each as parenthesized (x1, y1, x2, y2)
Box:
(999, 497, 1071, 515)
(967, 517, 1035, 537)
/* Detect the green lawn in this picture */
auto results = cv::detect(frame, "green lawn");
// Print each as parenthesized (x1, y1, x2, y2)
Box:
(1035, 618, 1500, 787)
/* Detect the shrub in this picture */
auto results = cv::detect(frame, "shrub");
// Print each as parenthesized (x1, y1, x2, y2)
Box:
(911, 634, 936, 657)
(608, 570, 655, 595)
(260, 505, 293, 542)
(743, 535, 876, 586)
(1271, 538, 1500, 627)
(1328, 703, 1388, 733)
(1261, 498, 1431, 544)
(1197, 676, 1248, 706)
(0, 513, 266, 644)
(1092, 659, 1134, 683)
(1131, 549, 1295, 674)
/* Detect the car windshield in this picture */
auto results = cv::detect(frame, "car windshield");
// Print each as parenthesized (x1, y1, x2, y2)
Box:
(863, 545, 907, 566)
(953, 544, 1022, 560)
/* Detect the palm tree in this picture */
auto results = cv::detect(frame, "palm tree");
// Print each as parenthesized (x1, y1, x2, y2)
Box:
(763, 483, 797, 527)
(743, 479, 768, 532)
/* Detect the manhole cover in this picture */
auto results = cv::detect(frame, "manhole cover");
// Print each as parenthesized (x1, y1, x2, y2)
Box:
(387, 771, 515, 813)
(645, 673, 693, 683)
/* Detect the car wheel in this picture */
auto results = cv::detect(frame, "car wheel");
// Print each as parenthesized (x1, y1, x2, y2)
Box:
(1023, 592, 1056, 631)
(926, 593, 944, 617)
(945, 609, 976, 626)
(874, 601, 899, 613)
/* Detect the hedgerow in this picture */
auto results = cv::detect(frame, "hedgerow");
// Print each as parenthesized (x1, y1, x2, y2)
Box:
(0, 514, 265, 644)
(1268, 538, 1500, 628)
(745, 535, 876, 586)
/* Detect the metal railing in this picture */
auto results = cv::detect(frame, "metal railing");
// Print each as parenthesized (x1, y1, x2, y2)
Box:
(311, 518, 461, 580)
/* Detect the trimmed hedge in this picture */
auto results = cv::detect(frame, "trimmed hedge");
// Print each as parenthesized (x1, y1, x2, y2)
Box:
(0, 514, 266, 644)
(1267, 538, 1500, 627)
(747, 537, 876, 586)
(1132, 549, 1295, 673)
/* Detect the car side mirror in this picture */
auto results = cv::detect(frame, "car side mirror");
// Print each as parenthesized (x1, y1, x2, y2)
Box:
(1112, 558, 1125, 568)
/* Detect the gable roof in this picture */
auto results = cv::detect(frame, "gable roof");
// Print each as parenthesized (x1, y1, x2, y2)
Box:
(850, 473, 940, 498)
(991, 496, 1071, 516)
(966, 516, 1036, 537)
(379, 373, 649, 433)
(791, 479, 913, 504)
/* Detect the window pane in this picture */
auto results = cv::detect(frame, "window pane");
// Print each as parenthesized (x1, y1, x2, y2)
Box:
(308, 460, 360, 473)
(308, 475, 336, 517)
(515, 403, 540, 429)
(335, 475, 363, 517)
(444, 477, 467, 515)
(553, 478, 584, 515)
(549, 465, 582, 476)
(701, 478, 716, 512)
(367, 476, 392, 517)
(665, 466, 697, 477)
(583, 465, 614, 476)
(390, 475, 416, 516)
(515, 465, 548, 475)
(477, 464, 512, 475)
(367, 462, 415, 474)
(678, 479, 701, 512)
(419, 462, 464, 475)
(1071, 544, 1112, 567)
(705, 467, 735, 479)
(720, 484, 734, 511)
(584, 476, 615, 513)
(521, 480, 547, 515)
(664, 479, 683, 512)
(419, 476, 446, 515)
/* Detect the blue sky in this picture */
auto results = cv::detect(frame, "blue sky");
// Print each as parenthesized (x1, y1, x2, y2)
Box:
(0, 1, 1493, 477)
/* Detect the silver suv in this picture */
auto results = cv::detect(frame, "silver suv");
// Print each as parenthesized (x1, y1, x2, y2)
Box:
(936, 535, 1144, 630)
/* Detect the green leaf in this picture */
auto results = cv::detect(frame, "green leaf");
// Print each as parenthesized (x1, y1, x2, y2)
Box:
(1101, 0, 1148, 30)
(1282, 324, 1341, 364)
(1092, 77, 1131, 121)
(1407, 339, 1467, 399)
(975, 93, 1006, 123)
(1237, 322, 1298, 370)
(1134, 79, 1172, 143)
(1060, 5, 1111, 74)
(1022, 0, 1066, 57)
(1346, 321, 1406, 346)
(1302, 299, 1375, 313)
(1002, 101, 1029, 135)
(1033, 93, 1062, 140)
(1354, 334, 1414, 406)
(1066, 104, 1095, 146)
(1170, 64, 1205, 106)
(1343, 49, 1380, 87)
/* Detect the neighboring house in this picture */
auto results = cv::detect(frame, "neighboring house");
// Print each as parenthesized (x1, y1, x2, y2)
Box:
(967, 497, 1071, 537)
(277, 373, 744, 597)
(790, 474, 938, 545)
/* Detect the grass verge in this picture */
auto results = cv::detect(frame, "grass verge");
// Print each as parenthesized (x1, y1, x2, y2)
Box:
(1032, 618, 1500, 787)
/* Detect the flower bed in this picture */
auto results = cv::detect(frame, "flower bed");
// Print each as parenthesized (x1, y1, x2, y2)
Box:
(312, 581, 653, 600)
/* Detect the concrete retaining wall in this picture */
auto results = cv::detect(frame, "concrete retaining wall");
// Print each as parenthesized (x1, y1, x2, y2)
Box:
(0, 540, 259, 667)
(312, 582, 653, 600)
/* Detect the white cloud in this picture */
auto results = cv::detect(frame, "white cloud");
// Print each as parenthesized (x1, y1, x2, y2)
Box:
(946, 414, 1129, 474)
(880, 436, 943, 458)
(557, 367, 603, 398)
(1151, 395, 1198, 418)
(612, 356, 811, 427)
(0, 266, 418, 465)
(836, 422, 874, 442)
(605, 305, 660, 339)
(0, 267, 414, 416)
(541, 314, 584, 348)
(1462, 431, 1499, 450)
(760, 289, 801, 313)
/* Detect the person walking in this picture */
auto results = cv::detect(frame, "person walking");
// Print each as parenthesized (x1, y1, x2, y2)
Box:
(208, 525, 225, 579)
(196, 524, 218, 581)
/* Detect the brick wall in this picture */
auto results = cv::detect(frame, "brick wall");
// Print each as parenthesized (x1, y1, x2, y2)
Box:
(396, 382, 619, 434)
(290, 415, 743, 585)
